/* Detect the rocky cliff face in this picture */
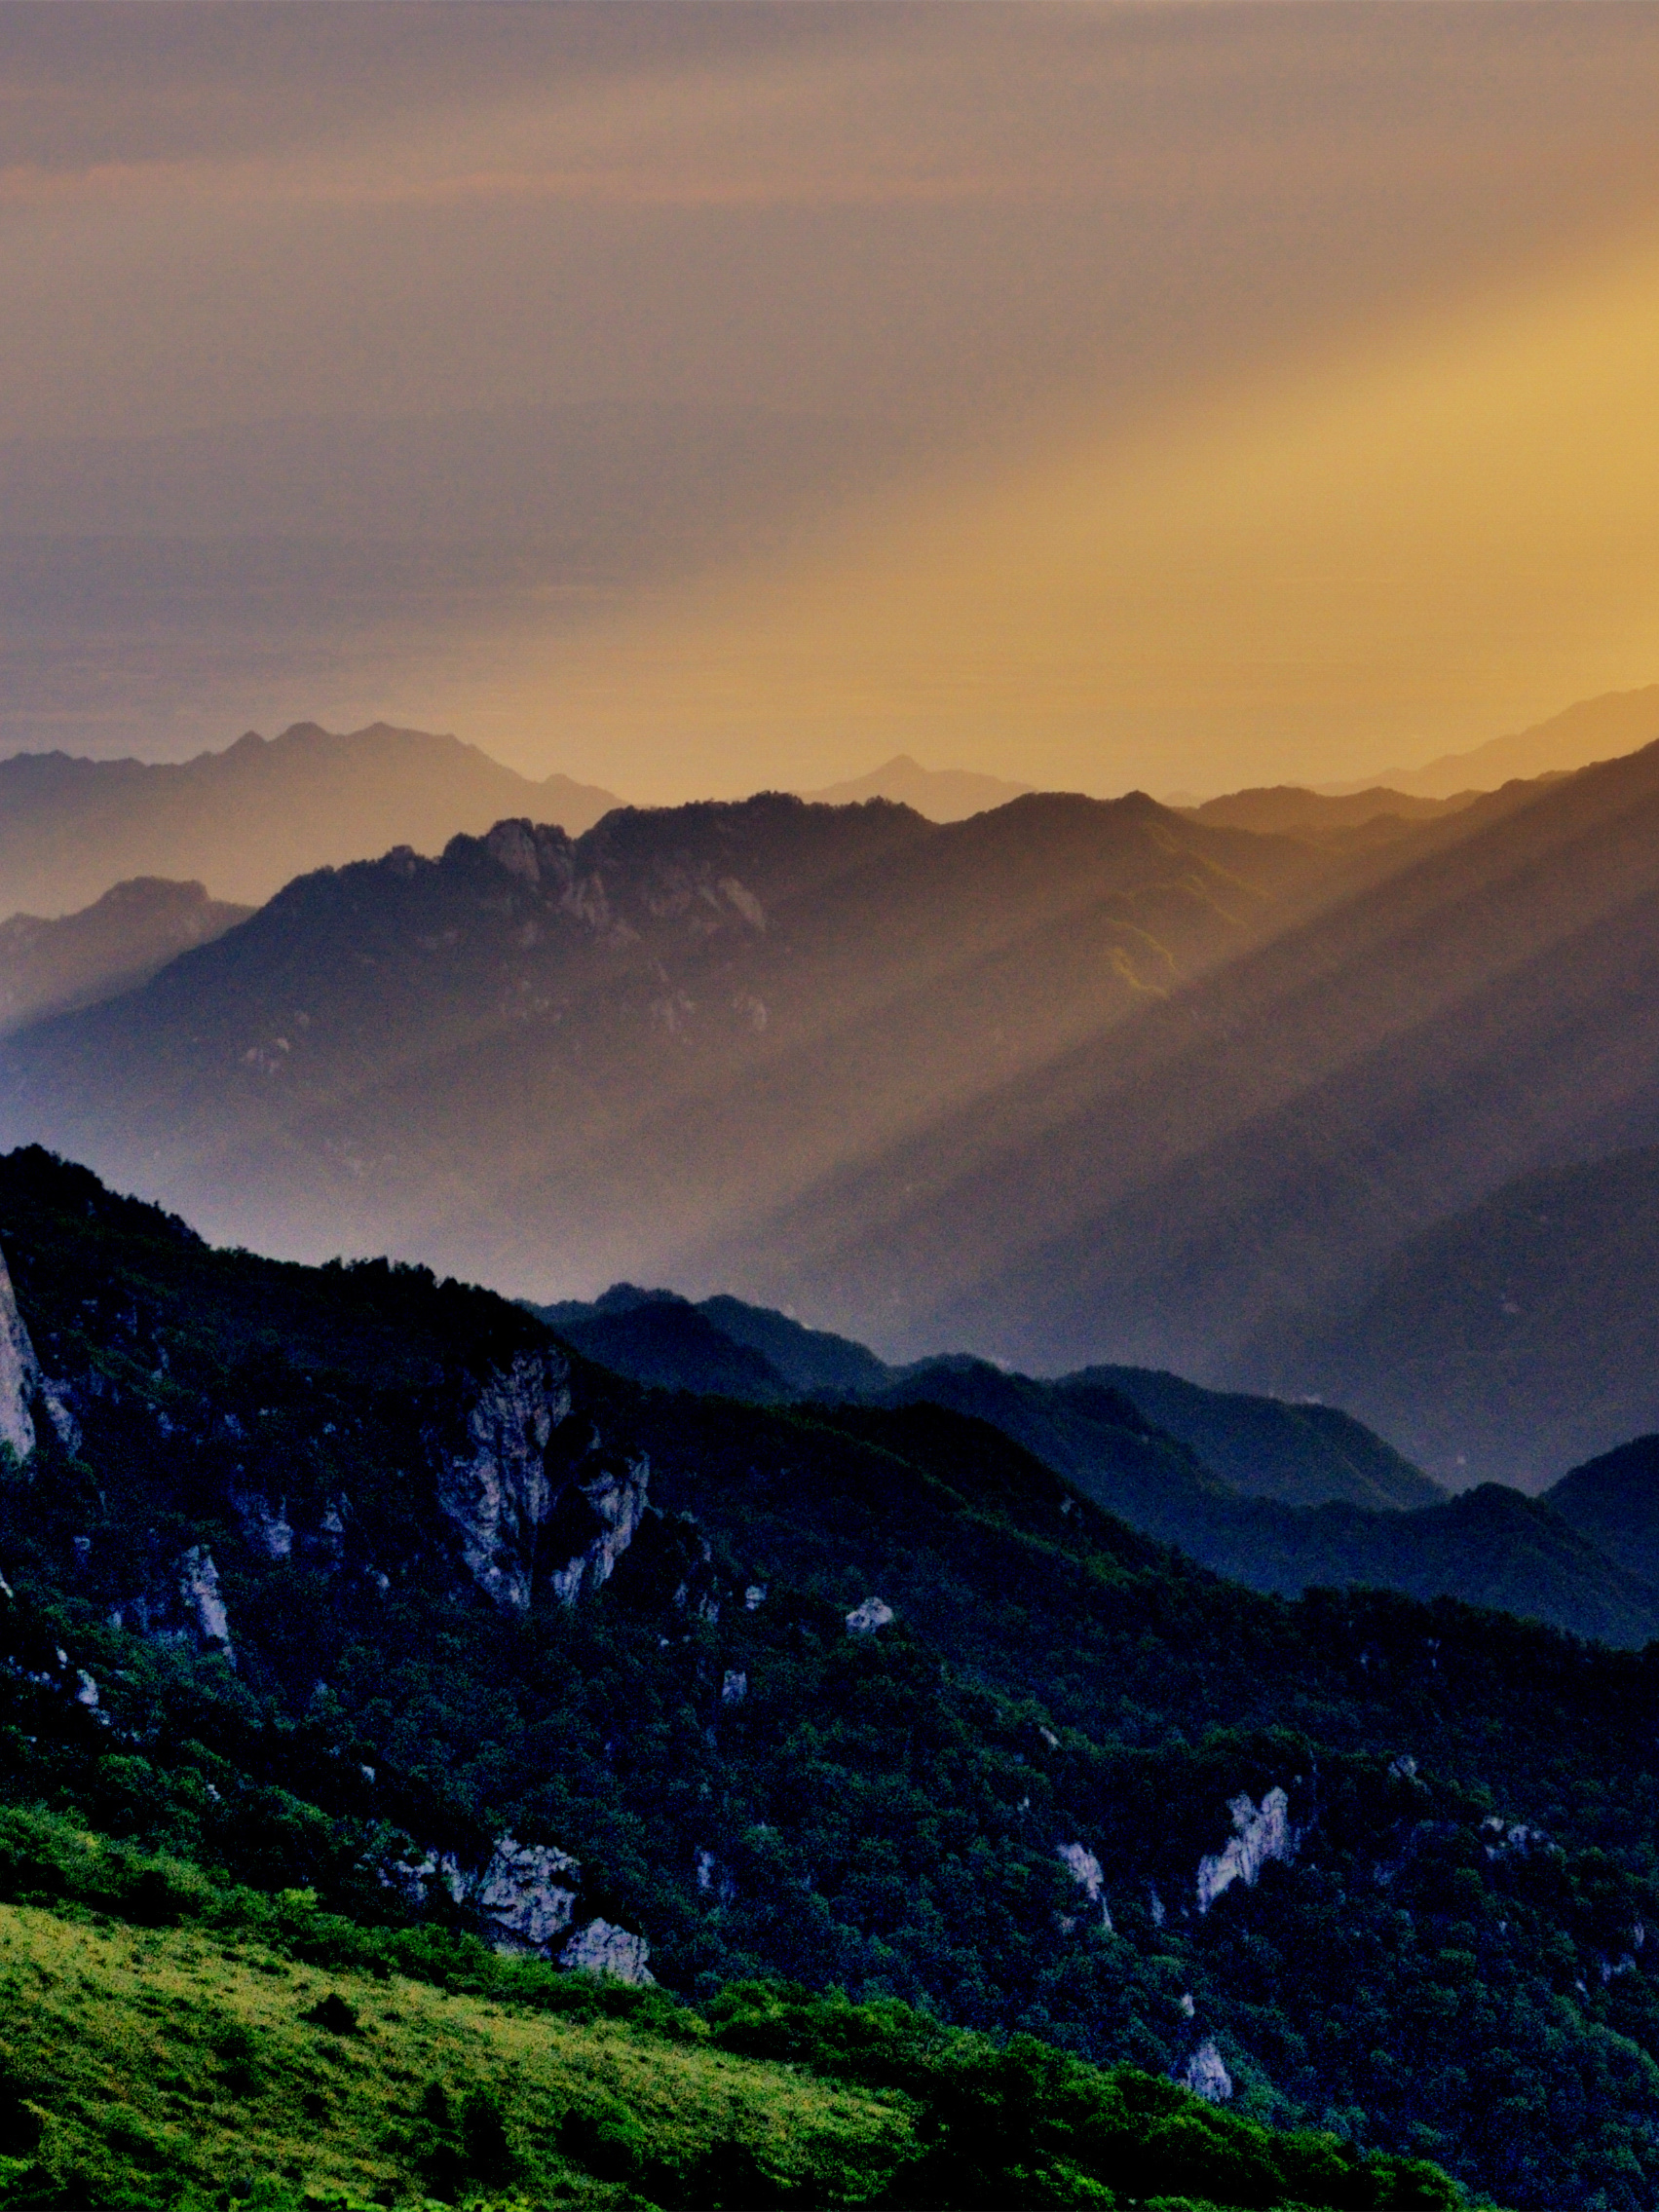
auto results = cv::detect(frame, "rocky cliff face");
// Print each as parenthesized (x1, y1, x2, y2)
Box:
(434, 1347, 649, 1611)
(0, 1241, 42, 1462)
(1196, 1787, 1294, 1914)
(434, 1348, 571, 1609)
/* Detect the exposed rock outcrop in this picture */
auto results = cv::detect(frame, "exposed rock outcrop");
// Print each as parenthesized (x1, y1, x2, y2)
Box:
(0, 1239, 71, 1459)
(0, 1241, 41, 1463)
(178, 1546, 234, 1661)
(1196, 1786, 1292, 1913)
(434, 1348, 571, 1608)
(545, 1456, 650, 1606)
(560, 1918, 654, 1984)
(1057, 1841, 1112, 1930)
(1182, 2039, 1233, 2102)
(476, 1835, 582, 1954)
(846, 1595, 894, 1633)
(232, 1488, 294, 1560)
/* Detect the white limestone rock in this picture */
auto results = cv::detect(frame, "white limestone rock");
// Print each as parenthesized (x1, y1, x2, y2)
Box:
(1183, 2039, 1233, 2103)
(178, 1545, 234, 1662)
(846, 1595, 894, 1634)
(384, 1849, 468, 1914)
(1196, 1787, 1292, 1914)
(560, 1918, 654, 1985)
(0, 1240, 42, 1462)
(434, 1348, 572, 1609)
(546, 1456, 651, 1607)
(476, 1835, 582, 1954)
(1057, 1842, 1112, 1930)
(233, 1489, 294, 1560)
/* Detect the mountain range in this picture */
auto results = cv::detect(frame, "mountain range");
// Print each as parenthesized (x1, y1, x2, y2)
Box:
(1322, 681, 1659, 799)
(0, 721, 621, 915)
(0, 1143, 1655, 2211)
(531, 1282, 1659, 1650)
(6, 710, 1659, 1486)
(796, 754, 1035, 820)
(0, 785, 1383, 1288)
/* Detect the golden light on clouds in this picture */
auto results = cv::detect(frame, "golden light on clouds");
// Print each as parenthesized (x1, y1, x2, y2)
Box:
(11, 5, 1659, 782)
(461, 219, 1659, 799)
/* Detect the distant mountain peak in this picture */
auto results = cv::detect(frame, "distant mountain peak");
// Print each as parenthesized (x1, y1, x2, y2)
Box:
(797, 755, 1034, 821)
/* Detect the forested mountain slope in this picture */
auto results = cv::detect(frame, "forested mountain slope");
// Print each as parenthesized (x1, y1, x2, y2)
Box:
(533, 1287, 1659, 1646)
(3, 1147, 1659, 2209)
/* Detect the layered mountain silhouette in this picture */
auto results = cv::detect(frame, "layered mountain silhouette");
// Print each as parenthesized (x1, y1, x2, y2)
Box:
(0, 788, 1372, 1285)
(0, 721, 621, 915)
(0, 877, 249, 1032)
(1271, 1147, 1659, 1487)
(9, 734, 1659, 1487)
(1182, 785, 1480, 842)
(533, 1281, 1659, 1646)
(715, 739, 1659, 1458)
(1329, 681, 1659, 800)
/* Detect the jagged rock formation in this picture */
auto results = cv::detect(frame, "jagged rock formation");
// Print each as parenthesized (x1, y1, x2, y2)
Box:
(0, 1240, 42, 1463)
(1057, 1841, 1112, 1930)
(476, 1835, 582, 1954)
(1183, 2040, 1234, 2102)
(846, 1595, 893, 1633)
(177, 1546, 233, 1660)
(544, 1455, 650, 1606)
(559, 1919, 654, 1985)
(435, 1349, 574, 1609)
(1196, 1787, 1293, 1913)
(433, 1346, 651, 1612)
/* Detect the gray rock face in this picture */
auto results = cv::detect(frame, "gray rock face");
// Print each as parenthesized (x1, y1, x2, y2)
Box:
(545, 1455, 650, 1606)
(434, 1348, 573, 1609)
(232, 1488, 294, 1560)
(476, 1835, 582, 1954)
(0, 1240, 42, 1462)
(178, 1545, 234, 1661)
(1182, 2039, 1233, 2102)
(1057, 1841, 1112, 1930)
(559, 1918, 654, 1984)
(1196, 1786, 1293, 1914)
(846, 1595, 894, 1634)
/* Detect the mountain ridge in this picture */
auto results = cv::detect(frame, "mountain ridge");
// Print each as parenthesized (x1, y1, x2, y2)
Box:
(0, 720, 622, 915)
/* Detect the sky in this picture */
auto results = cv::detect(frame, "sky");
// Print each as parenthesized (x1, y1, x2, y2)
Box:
(8, 4, 1659, 797)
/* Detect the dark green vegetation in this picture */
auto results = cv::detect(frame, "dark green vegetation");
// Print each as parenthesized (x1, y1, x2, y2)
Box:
(0, 1819, 1460, 2212)
(2, 1150, 1659, 2205)
(532, 1288, 1659, 1648)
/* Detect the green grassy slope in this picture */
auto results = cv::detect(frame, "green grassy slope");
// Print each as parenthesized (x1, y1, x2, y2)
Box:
(0, 1818, 1461, 2212)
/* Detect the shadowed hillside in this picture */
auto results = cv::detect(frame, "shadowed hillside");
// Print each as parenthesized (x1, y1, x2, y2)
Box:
(1257, 1148, 1659, 1486)
(0, 878, 249, 1031)
(0, 789, 1368, 1287)
(716, 739, 1659, 1434)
